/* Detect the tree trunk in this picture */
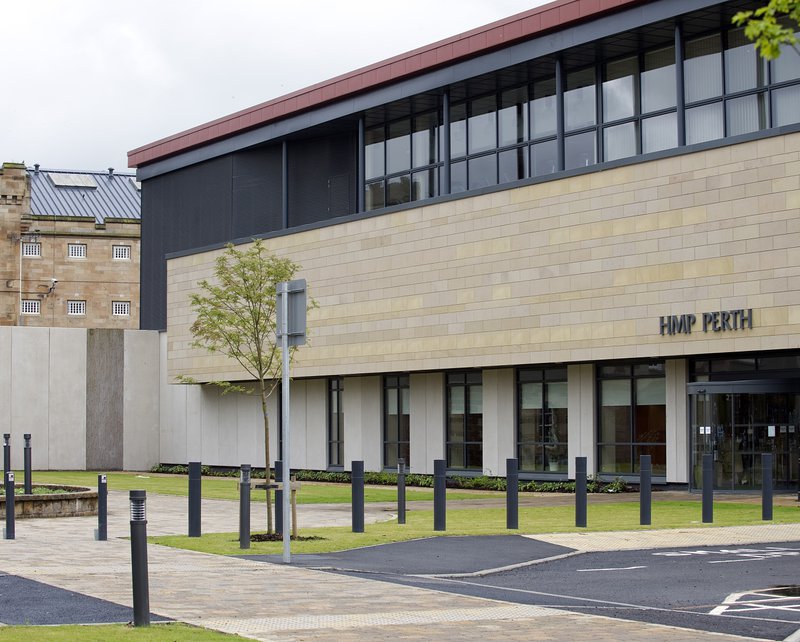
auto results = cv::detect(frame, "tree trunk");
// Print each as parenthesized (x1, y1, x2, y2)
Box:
(261, 381, 273, 534)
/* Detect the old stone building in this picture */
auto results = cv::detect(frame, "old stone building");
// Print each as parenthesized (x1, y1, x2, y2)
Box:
(0, 162, 140, 328)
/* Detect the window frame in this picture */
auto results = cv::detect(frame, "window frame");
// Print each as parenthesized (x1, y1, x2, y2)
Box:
(21, 299, 40, 315)
(327, 377, 344, 469)
(67, 300, 86, 316)
(516, 367, 569, 474)
(445, 371, 483, 471)
(112, 245, 132, 260)
(67, 243, 87, 259)
(596, 361, 666, 477)
(22, 242, 41, 258)
(112, 301, 130, 317)
(383, 374, 410, 470)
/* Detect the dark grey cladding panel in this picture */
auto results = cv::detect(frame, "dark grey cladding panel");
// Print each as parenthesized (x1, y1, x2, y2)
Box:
(136, 0, 728, 181)
(232, 146, 283, 239)
(86, 329, 124, 470)
(288, 133, 357, 228)
(139, 156, 234, 330)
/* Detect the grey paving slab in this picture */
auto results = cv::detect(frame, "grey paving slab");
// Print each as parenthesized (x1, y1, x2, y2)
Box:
(0, 489, 793, 641)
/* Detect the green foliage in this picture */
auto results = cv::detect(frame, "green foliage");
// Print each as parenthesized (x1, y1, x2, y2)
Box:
(188, 239, 301, 386)
(733, 0, 800, 59)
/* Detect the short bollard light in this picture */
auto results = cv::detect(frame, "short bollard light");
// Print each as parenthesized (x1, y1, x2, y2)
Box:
(397, 458, 406, 525)
(351, 460, 365, 533)
(129, 490, 150, 627)
(188, 461, 201, 537)
(239, 464, 251, 550)
(23, 434, 32, 495)
(96, 473, 108, 541)
(433, 459, 446, 532)
(575, 456, 587, 528)
(4, 471, 15, 540)
(3, 434, 10, 477)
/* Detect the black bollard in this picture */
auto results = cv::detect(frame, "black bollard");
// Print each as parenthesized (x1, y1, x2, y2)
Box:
(575, 456, 587, 528)
(188, 461, 201, 537)
(3, 434, 10, 478)
(506, 458, 519, 530)
(397, 458, 406, 525)
(239, 464, 251, 549)
(762, 453, 773, 521)
(23, 434, 32, 495)
(129, 490, 150, 626)
(702, 453, 713, 523)
(97, 474, 108, 541)
(352, 460, 364, 533)
(4, 471, 14, 540)
(640, 455, 652, 526)
(275, 460, 283, 536)
(433, 459, 446, 532)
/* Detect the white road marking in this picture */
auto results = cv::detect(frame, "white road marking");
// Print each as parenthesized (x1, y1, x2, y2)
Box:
(711, 588, 800, 619)
(576, 566, 647, 572)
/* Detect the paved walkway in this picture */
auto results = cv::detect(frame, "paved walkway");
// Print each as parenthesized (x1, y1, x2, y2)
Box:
(0, 490, 797, 641)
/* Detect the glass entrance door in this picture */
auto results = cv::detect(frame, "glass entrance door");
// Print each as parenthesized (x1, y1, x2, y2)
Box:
(690, 389, 799, 490)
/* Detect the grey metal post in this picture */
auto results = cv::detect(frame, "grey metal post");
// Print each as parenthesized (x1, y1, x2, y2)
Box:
(702, 453, 714, 523)
(352, 460, 364, 533)
(507, 458, 519, 530)
(275, 460, 283, 536)
(575, 456, 587, 528)
(640, 455, 652, 526)
(129, 490, 150, 627)
(4, 471, 14, 540)
(3, 434, 9, 478)
(188, 461, 201, 537)
(96, 473, 107, 541)
(397, 458, 406, 525)
(762, 453, 773, 521)
(23, 434, 31, 495)
(239, 464, 251, 549)
(433, 459, 446, 531)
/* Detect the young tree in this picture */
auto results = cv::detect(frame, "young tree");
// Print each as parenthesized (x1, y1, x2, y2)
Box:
(733, 0, 800, 59)
(186, 239, 302, 534)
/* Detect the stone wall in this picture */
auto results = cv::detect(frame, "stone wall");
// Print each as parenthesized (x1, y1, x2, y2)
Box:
(167, 132, 800, 382)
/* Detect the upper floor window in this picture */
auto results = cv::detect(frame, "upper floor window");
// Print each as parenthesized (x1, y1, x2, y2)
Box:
(112, 301, 130, 317)
(67, 300, 86, 316)
(21, 299, 40, 315)
(68, 243, 86, 259)
(22, 242, 40, 258)
(112, 245, 131, 260)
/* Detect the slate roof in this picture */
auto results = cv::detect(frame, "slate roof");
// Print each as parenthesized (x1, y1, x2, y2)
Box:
(28, 167, 141, 225)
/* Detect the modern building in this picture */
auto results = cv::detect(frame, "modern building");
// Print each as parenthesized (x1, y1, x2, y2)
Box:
(0, 163, 141, 328)
(130, 0, 800, 491)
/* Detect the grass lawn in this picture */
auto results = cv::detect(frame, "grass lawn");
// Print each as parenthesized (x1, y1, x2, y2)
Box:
(0, 622, 245, 641)
(24, 470, 501, 504)
(151, 500, 800, 555)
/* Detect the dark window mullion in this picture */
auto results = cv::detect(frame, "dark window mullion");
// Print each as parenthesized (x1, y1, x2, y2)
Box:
(675, 20, 686, 147)
(556, 57, 565, 171)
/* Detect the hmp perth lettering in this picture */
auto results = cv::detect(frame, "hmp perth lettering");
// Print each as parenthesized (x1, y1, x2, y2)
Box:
(659, 309, 753, 336)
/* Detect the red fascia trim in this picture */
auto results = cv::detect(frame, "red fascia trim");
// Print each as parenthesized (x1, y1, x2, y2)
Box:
(128, 0, 644, 168)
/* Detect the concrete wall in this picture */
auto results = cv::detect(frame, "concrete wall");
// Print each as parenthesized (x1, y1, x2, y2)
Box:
(0, 326, 158, 471)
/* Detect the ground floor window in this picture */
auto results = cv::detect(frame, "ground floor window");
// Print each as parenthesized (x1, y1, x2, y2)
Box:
(383, 375, 410, 468)
(446, 371, 482, 470)
(597, 361, 666, 475)
(518, 367, 568, 473)
(328, 377, 344, 468)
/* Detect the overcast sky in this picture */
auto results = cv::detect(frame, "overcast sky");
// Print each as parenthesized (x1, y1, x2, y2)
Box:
(3, 0, 550, 174)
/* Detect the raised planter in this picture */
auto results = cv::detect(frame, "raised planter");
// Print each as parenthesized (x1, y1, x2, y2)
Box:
(0, 484, 97, 518)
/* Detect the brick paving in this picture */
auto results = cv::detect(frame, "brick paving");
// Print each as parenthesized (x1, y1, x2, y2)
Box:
(0, 490, 796, 641)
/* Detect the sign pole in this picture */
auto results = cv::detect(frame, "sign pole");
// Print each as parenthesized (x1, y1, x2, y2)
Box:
(280, 281, 291, 564)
